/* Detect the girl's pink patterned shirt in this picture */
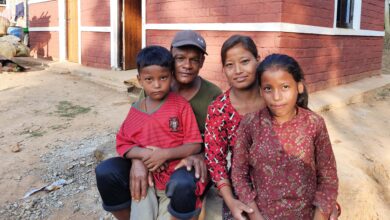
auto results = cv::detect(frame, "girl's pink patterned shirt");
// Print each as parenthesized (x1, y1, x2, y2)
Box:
(232, 107, 338, 219)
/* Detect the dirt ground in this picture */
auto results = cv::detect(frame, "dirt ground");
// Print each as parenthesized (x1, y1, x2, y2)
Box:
(0, 70, 132, 219)
(0, 54, 389, 219)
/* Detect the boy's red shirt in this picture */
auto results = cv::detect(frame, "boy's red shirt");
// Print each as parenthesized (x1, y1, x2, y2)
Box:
(116, 92, 203, 190)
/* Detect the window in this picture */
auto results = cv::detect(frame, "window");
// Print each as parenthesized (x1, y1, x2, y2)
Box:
(337, 0, 354, 28)
(0, 0, 6, 5)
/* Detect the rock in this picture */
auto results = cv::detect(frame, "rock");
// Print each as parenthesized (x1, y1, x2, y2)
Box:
(93, 139, 116, 162)
(11, 143, 21, 153)
(73, 204, 80, 213)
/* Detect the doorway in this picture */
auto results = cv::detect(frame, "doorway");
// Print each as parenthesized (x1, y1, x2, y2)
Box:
(121, 0, 142, 70)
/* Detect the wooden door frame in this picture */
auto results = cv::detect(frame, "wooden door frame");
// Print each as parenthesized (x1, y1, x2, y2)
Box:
(66, 0, 79, 63)
(121, 0, 142, 70)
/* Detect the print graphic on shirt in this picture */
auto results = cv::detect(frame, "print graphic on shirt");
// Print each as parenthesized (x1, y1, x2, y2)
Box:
(169, 117, 180, 132)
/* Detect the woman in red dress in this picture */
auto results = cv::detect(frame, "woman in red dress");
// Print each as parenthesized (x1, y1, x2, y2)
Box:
(204, 35, 265, 220)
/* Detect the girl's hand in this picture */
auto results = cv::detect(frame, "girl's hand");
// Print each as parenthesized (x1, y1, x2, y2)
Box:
(313, 207, 328, 220)
(142, 146, 168, 171)
(227, 199, 254, 220)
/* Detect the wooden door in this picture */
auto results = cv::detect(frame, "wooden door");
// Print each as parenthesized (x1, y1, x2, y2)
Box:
(123, 0, 142, 69)
(67, 0, 78, 63)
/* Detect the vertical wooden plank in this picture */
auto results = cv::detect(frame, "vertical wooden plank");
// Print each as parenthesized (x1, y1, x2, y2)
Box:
(123, 0, 142, 69)
(67, 0, 78, 63)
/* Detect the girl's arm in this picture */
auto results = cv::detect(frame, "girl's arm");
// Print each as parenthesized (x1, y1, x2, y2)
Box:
(217, 179, 254, 220)
(247, 201, 265, 220)
(313, 117, 339, 216)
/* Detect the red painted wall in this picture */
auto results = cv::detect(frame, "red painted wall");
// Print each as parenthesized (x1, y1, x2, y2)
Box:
(146, 30, 383, 92)
(29, 1, 58, 27)
(361, 0, 385, 31)
(80, 0, 110, 26)
(81, 32, 111, 69)
(29, 31, 59, 60)
(146, 0, 283, 23)
(281, 0, 334, 27)
(278, 33, 383, 91)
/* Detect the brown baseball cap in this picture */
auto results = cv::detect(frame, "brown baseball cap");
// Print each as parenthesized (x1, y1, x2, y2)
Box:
(171, 30, 207, 55)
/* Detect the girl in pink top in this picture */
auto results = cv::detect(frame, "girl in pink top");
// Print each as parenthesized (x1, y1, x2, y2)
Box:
(232, 54, 339, 220)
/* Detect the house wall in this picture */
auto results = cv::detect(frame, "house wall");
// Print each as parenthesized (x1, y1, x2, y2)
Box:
(145, 0, 384, 92)
(146, 0, 283, 23)
(28, 0, 113, 68)
(281, 0, 334, 27)
(29, 1, 58, 27)
(278, 33, 382, 91)
(28, 0, 59, 60)
(80, 0, 110, 26)
(360, 0, 385, 31)
(29, 31, 59, 59)
(79, 0, 111, 69)
(81, 32, 111, 68)
(146, 30, 382, 91)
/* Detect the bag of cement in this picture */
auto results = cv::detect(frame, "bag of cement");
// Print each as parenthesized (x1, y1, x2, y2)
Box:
(0, 35, 21, 44)
(0, 41, 16, 58)
(16, 43, 30, 57)
(0, 16, 10, 37)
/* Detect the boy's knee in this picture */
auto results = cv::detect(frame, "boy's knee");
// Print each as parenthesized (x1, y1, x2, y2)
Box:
(166, 168, 197, 197)
(166, 167, 199, 218)
(95, 160, 117, 180)
(95, 157, 130, 187)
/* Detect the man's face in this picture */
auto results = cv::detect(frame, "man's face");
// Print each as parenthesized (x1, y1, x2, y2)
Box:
(171, 47, 204, 85)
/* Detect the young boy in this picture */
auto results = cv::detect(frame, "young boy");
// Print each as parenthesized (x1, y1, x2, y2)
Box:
(115, 45, 205, 220)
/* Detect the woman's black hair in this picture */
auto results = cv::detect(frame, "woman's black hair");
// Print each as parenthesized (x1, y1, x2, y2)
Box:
(256, 53, 309, 109)
(221, 35, 258, 65)
(136, 45, 174, 73)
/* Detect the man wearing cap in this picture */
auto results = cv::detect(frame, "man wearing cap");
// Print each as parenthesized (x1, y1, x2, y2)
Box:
(95, 30, 221, 220)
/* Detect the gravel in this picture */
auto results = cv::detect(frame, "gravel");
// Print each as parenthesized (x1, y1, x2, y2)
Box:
(0, 132, 116, 219)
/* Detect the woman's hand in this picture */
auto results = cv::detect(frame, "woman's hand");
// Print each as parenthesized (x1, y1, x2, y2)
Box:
(129, 159, 153, 201)
(226, 198, 254, 220)
(174, 153, 207, 183)
(329, 203, 341, 220)
(313, 207, 328, 220)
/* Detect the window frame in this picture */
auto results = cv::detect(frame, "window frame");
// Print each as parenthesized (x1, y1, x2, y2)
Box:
(335, 0, 362, 30)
